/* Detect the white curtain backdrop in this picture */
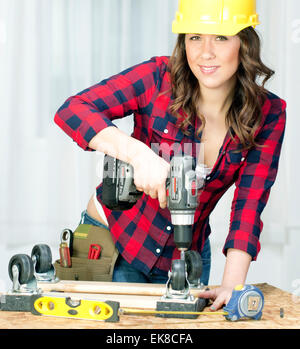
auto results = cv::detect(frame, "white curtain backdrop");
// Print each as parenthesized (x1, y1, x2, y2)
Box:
(0, 0, 299, 293)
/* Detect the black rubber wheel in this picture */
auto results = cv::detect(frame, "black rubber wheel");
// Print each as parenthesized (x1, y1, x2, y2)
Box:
(8, 254, 34, 284)
(170, 259, 186, 291)
(31, 244, 52, 273)
(185, 250, 202, 283)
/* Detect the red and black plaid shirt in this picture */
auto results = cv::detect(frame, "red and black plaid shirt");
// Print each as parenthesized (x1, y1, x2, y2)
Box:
(54, 56, 287, 276)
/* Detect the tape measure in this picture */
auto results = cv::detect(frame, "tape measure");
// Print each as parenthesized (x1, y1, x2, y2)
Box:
(223, 284, 264, 321)
(32, 285, 264, 322)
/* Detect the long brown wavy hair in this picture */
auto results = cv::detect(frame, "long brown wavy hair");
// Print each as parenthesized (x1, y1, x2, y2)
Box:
(168, 27, 274, 151)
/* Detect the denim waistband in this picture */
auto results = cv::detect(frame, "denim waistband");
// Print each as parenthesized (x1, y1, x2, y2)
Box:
(80, 210, 110, 230)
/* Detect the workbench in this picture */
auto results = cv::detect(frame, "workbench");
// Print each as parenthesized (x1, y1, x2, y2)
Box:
(0, 283, 299, 330)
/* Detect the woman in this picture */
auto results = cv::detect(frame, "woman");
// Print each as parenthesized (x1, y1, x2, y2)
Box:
(54, 0, 286, 311)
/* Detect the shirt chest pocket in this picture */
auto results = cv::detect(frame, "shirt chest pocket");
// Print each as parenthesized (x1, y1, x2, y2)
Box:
(149, 116, 186, 158)
(224, 149, 248, 174)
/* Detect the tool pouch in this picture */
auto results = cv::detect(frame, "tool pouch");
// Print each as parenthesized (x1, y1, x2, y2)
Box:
(54, 224, 119, 282)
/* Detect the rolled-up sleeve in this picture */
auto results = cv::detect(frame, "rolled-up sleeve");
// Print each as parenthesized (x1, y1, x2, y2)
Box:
(54, 57, 161, 151)
(223, 98, 287, 260)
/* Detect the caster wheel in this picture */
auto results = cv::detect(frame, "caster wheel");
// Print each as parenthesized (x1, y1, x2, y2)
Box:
(31, 244, 52, 273)
(170, 259, 186, 291)
(185, 250, 202, 283)
(8, 254, 34, 284)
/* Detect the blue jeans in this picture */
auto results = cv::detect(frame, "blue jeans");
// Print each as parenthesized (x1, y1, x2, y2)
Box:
(80, 210, 211, 285)
(80, 210, 110, 230)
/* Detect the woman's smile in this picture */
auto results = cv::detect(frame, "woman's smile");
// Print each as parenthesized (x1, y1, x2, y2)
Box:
(199, 65, 220, 74)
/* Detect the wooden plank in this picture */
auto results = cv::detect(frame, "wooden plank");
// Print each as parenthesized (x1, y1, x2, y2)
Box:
(38, 280, 206, 298)
(38, 280, 168, 296)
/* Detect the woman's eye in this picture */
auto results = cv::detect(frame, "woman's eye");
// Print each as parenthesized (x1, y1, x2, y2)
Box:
(190, 36, 201, 41)
(216, 36, 228, 41)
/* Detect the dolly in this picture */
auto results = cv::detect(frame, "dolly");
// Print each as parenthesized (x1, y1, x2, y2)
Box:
(1, 245, 264, 322)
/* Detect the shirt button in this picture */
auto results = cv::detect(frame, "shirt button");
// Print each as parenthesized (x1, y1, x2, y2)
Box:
(156, 248, 161, 254)
(164, 129, 169, 134)
(206, 176, 211, 181)
(166, 226, 172, 231)
(241, 157, 245, 162)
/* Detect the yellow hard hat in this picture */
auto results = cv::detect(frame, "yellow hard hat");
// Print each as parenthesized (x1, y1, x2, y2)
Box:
(172, 0, 260, 36)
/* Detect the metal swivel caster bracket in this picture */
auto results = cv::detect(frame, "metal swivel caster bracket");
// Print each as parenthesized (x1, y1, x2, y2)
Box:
(8, 254, 39, 294)
(31, 244, 59, 283)
(162, 259, 194, 302)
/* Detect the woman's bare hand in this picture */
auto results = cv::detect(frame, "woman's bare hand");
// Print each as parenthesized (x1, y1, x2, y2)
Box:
(130, 147, 170, 209)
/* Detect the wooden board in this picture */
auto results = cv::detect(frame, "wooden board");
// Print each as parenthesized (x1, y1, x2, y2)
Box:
(38, 280, 206, 298)
(0, 283, 300, 329)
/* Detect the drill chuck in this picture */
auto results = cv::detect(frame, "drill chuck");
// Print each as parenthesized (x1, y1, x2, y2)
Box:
(173, 225, 193, 250)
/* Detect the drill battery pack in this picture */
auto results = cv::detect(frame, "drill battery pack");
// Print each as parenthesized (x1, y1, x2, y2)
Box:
(102, 155, 142, 210)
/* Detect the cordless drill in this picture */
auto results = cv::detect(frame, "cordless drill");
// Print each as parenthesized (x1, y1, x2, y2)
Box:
(101, 154, 200, 290)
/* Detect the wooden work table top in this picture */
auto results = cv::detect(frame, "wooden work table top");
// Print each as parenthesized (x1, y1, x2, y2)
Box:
(0, 283, 299, 330)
